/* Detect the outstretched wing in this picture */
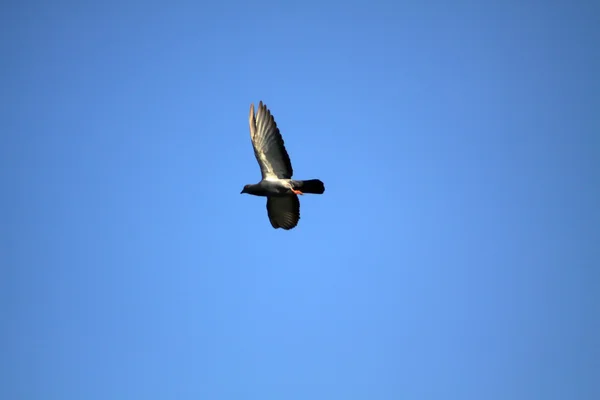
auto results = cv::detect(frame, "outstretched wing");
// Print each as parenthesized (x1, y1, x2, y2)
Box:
(266, 195, 300, 230)
(249, 101, 293, 180)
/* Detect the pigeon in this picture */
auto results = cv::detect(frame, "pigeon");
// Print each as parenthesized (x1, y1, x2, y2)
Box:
(241, 101, 325, 230)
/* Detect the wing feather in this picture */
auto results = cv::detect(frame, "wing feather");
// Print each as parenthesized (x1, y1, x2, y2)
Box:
(249, 101, 293, 179)
(266, 195, 300, 230)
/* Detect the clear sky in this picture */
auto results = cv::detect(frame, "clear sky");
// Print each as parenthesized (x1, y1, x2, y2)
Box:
(2, 1, 599, 399)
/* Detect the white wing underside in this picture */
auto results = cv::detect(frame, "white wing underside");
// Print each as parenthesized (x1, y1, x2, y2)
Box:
(249, 102, 294, 180)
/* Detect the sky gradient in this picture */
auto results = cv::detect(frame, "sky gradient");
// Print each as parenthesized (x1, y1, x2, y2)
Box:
(2, 1, 599, 399)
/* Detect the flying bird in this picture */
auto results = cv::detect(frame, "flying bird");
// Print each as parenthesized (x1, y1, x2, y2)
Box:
(241, 101, 325, 230)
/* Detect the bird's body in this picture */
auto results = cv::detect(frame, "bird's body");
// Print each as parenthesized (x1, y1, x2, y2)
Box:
(242, 178, 325, 197)
(242, 179, 293, 197)
(241, 101, 325, 230)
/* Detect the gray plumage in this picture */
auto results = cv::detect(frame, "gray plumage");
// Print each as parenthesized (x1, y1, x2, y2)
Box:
(241, 101, 325, 230)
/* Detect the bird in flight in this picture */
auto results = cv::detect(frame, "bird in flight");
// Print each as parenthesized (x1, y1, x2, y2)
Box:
(241, 101, 325, 230)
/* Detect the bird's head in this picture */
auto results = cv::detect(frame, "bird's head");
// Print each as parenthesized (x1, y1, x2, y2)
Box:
(240, 185, 250, 194)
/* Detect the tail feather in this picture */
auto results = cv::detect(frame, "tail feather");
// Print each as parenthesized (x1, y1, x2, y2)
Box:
(294, 179, 325, 194)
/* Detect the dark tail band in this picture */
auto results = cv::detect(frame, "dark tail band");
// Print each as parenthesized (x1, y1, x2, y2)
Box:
(294, 179, 325, 194)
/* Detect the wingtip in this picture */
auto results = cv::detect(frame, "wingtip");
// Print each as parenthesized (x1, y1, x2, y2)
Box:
(250, 101, 266, 115)
(249, 103, 256, 137)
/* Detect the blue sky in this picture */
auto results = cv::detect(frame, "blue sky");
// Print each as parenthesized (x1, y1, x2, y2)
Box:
(2, 1, 599, 399)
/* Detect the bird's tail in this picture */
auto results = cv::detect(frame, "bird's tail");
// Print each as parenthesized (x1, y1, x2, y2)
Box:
(293, 179, 325, 194)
